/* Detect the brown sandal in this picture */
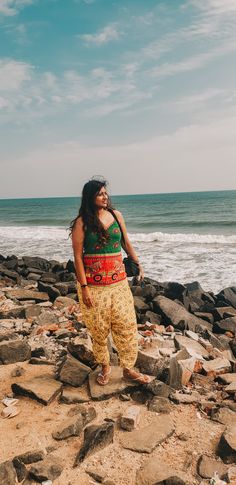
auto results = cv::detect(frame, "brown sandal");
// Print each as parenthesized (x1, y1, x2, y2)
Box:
(123, 369, 152, 385)
(96, 368, 111, 386)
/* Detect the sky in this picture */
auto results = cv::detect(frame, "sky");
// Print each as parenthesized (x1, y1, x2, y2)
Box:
(0, 0, 236, 198)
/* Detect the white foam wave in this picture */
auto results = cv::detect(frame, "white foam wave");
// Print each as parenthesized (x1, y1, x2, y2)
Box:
(129, 231, 236, 244)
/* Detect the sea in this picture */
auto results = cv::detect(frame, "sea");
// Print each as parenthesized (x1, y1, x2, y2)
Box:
(0, 190, 235, 294)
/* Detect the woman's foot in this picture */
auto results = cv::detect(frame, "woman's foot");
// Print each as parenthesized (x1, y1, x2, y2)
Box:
(96, 364, 111, 386)
(123, 368, 152, 385)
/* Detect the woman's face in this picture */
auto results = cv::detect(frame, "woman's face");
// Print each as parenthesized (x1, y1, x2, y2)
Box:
(94, 186, 108, 209)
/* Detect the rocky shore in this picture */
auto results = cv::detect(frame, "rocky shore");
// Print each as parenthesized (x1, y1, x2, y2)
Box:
(0, 254, 236, 485)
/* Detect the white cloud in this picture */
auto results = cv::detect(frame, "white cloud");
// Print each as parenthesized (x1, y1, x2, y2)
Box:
(2, 113, 236, 197)
(150, 39, 236, 78)
(0, 59, 32, 91)
(0, 0, 34, 16)
(81, 24, 120, 45)
(191, 0, 236, 14)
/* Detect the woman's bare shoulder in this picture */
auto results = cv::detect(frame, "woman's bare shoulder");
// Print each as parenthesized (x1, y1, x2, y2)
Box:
(113, 209, 123, 218)
(73, 216, 84, 233)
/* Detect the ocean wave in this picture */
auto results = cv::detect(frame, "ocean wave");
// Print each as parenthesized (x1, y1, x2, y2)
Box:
(129, 231, 236, 244)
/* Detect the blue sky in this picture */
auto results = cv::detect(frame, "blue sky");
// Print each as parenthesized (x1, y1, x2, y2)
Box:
(0, 0, 236, 197)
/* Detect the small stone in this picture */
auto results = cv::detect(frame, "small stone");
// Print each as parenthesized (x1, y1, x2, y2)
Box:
(120, 405, 141, 431)
(170, 390, 201, 404)
(86, 467, 106, 483)
(74, 422, 114, 465)
(0, 461, 17, 485)
(12, 458, 27, 482)
(202, 358, 231, 376)
(0, 339, 31, 364)
(226, 465, 236, 482)
(15, 449, 45, 464)
(211, 407, 236, 426)
(119, 394, 131, 401)
(218, 424, 236, 463)
(29, 455, 63, 482)
(10, 366, 25, 377)
(146, 379, 173, 397)
(52, 415, 84, 440)
(148, 396, 172, 413)
(58, 354, 91, 387)
(197, 455, 228, 479)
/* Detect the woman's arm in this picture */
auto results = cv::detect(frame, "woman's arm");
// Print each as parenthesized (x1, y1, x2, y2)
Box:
(71, 217, 87, 285)
(114, 209, 144, 280)
(71, 217, 94, 306)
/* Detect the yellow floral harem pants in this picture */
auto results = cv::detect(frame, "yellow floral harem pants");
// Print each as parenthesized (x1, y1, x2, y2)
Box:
(77, 278, 138, 369)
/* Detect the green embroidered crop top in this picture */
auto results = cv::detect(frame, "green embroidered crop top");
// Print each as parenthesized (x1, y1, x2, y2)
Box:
(83, 219, 122, 254)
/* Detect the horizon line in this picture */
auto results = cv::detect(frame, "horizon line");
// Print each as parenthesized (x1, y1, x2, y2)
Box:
(0, 187, 235, 201)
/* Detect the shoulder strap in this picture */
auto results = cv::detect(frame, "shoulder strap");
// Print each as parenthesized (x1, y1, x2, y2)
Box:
(108, 208, 126, 247)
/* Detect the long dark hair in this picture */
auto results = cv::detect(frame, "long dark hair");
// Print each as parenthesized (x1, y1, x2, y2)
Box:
(69, 178, 115, 245)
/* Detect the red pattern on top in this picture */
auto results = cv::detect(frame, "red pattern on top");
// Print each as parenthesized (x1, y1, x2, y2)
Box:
(83, 252, 127, 286)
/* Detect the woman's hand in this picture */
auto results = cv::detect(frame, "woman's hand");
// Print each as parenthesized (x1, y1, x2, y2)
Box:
(137, 264, 144, 282)
(82, 286, 94, 308)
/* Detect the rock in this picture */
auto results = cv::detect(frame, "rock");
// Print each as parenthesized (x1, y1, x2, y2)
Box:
(37, 310, 59, 326)
(136, 458, 187, 485)
(0, 460, 17, 485)
(218, 424, 236, 463)
(74, 422, 114, 465)
(60, 384, 90, 404)
(120, 405, 141, 430)
(0, 339, 31, 364)
(86, 466, 106, 483)
(174, 335, 209, 358)
(58, 354, 91, 387)
(22, 256, 50, 271)
(148, 396, 172, 413)
(197, 455, 228, 479)
(218, 373, 236, 384)
(136, 348, 168, 376)
(213, 306, 236, 321)
(25, 304, 42, 319)
(120, 415, 174, 453)
(194, 312, 214, 324)
(215, 316, 236, 334)
(211, 407, 236, 426)
(14, 449, 45, 464)
(169, 349, 202, 389)
(68, 335, 96, 367)
(226, 465, 236, 482)
(29, 455, 63, 482)
(134, 296, 150, 313)
(216, 287, 236, 309)
(53, 296, 76, 307)
(0, 306, 25, 319)
(230, 338, 236, 357)
(52, 414, 84, 440)
(170, 390, 201, 404)
(144, 311, 162, 324)
(153, 295, 212, 332)
(202, 358, 231, 376)
(225, 381, 236, 393)
(146, 379, 173, 397)
(12, 457, 27, 482)
(29, 357, 54, 365)
(12, 375, 62, 405)
(37, 281, 60, 301)
(88, 366, 140, 401)
(5, 289, 49, 302)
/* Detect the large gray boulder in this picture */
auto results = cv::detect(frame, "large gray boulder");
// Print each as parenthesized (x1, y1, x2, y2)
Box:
(153, 296, 212, 332)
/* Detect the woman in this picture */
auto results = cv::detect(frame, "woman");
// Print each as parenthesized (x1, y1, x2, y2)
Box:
(70, 178, 151, 386)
